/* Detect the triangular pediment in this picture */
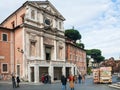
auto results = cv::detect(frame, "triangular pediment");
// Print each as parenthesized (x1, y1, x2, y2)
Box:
(27, 1, 65, 20)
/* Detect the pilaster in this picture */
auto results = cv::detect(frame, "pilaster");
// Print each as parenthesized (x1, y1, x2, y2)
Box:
(49, 65, 54, 82)
(41, 36, 44, 60)
(28, 65, 31, 82)
(62, 66, 66, 76)
(54, 40, 57, 60)
(71, 64, 74, 75)
(34, 64, 39, 83)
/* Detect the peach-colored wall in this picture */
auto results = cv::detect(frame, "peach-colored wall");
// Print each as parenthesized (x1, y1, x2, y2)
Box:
(2, 7, 25, 29)
(0, 29, 11, 74)
(0, 6, 26, 78)
(14, 27, 23, 76)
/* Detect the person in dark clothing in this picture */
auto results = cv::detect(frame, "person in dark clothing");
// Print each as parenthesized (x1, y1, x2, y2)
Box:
(61, 75, 67, 90)
(16, 76, 20, 87)
(45, 74, 49, 84)
(12, 75, 16, 88)
(78, 74, 82, 84)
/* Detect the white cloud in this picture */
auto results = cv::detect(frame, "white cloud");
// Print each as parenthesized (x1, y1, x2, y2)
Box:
(81, 28, 120, 59)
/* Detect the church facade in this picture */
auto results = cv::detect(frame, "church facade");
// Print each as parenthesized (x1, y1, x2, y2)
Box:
(0, 1, 75, 82)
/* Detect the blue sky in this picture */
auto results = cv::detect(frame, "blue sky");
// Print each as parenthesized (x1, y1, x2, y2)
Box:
(0, 0, 120, 59)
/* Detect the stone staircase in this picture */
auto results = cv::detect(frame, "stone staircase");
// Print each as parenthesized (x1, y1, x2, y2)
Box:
(109, 82, 120, 89)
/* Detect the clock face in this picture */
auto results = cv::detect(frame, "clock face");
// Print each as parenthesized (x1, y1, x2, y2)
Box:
(44, 18, 50, 25)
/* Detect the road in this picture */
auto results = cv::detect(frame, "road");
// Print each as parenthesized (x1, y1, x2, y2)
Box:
(0, 75, 118, 90)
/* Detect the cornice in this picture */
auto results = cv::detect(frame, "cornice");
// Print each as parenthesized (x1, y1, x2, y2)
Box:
(23, 23, 65, 39)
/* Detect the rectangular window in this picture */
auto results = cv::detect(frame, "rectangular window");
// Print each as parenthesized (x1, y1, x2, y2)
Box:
(45, 47, 51, 61)
(59, 22, 62, 29)
(55, 19, 58, 28)
(2, 33, 7, 41)
(30, 41, 36, 56)
(59, 47, 63, 59)
(17, 65, 20, 76)
(11, 21, 15, 28)
(2, 64, 8, 72)
(31, 9, 35, 20)
(21, 14, 25, 23)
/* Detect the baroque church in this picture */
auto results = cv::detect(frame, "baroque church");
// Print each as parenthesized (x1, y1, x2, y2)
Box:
(0, 1, 86, 83)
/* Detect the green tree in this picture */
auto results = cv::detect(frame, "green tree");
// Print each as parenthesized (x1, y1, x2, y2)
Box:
(65, 29, 81, 42)
(86, 49, 105, 63)
(76, 43, 85, 49)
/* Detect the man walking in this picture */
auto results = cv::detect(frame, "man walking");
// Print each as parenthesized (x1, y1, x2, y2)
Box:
(61, 75, 67, 90)
(12, 75, 16, 88)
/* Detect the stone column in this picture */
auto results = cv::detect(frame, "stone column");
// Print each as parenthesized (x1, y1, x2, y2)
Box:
(41, 36, 44, 60)
(54, 40, 57, 60)
(36, 37, 39, 57)
(49, 65, 54, 82)
(28, 65, 31, 82)
(75, 66, 77, 75)
(34, 64, 39, 83)
(62, 66, 66, 76)
(71, 64, 74, 75)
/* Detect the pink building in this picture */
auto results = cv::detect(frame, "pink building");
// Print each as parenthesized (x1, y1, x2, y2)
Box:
(0, 27, 13, 80)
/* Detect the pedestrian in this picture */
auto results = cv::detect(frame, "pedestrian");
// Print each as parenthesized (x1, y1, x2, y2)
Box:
(74, 75, 77, 84)
(61, 75, 67, 90)
(78, 74, 82, 84)
(82, 74, 86, 83)
(68, 74, 75, 90)
(41, 74, 45, 83)
(44, 74, 48, 84)
(16, 75, 20, 87)
(12, 75, 16, 88)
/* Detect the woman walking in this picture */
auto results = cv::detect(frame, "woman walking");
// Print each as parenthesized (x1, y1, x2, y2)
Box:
(68, 74, 75, 90)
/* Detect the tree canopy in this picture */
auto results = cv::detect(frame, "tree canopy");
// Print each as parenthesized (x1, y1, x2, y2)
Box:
(65, 29, 81, 42)
(76, 43, 85, 49)
(86, 49, 105, 63)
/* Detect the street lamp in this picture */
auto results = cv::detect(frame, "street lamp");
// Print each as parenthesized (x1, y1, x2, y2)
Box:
(17, 47, 24, 53)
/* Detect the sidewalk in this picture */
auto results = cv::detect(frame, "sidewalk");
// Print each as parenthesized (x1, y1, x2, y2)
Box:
(0, 80, 44, 85)
(108, 82, 120, 89)
(0, 80, 60, 85)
